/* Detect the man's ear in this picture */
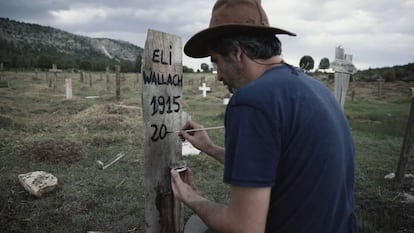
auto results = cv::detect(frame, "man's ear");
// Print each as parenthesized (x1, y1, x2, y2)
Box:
(234, 46, 243, 63)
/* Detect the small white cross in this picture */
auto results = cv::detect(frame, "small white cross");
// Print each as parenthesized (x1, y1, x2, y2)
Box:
(49, 64, 62, 73)
(198, 83, 211, 97)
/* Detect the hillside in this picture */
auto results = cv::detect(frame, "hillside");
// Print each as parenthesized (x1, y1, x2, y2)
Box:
(0, 17, 143, 71)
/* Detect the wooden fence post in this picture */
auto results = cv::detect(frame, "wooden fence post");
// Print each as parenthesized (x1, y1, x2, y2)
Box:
(142, 29, 183, 233)
(396, 97, 414, 183)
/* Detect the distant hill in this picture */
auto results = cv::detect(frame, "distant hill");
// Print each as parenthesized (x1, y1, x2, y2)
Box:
(0, 17, 143, 71)
(353, 63, 414, 82)
(313, 63, 414, 82)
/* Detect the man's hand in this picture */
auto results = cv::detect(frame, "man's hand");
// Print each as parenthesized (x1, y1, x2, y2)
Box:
(170, 168, 202, 203)
(180, 121, 225, 164)
(180, 121, 213, 151)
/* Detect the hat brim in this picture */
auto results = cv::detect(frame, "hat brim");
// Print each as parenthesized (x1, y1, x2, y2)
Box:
(184, 24, 296, 58)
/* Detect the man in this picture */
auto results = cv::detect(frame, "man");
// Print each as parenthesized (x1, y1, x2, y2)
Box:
(170, 0, 358, 232)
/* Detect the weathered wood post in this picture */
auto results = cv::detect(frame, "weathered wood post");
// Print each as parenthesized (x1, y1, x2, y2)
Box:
(142, 29, 183, 233)
(46, 72, 51, 87)
(378, 77, 384, 97)
(396, 97, 414, 183)
(331, 46, 356, 109)
(106, 66, 110, 92)
(334, 71, 350, 109)
(65, 78, 72, 99)
(115, 65, 121, 101)
(49, 64, 61, 89)
(89, 73, 93, 88)
(0, 62, 3, 81)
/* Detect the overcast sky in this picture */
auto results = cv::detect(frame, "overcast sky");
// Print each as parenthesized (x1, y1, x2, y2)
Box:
(0, 0, 413, 70)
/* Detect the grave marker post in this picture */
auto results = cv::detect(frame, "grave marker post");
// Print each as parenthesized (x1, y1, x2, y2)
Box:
(106, 66, 110, 92)
(89, 73, 93, 88)
(334, 71, 350, 109)
(0, 62, 3, 81)
(115, 65, 121, 101)
(0, 62, 3, 80)
(65, 78, 72, 99)
(142, 29, 183, 233)
(46, 72, 51, 87)
(49, 64, 62, 89)
(396, 97, 414, 183)
(378, 77, 384, 97)
(331, 46, 356, 109)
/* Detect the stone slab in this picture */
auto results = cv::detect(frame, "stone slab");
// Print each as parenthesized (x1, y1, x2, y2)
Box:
(18, 171, 58, 197)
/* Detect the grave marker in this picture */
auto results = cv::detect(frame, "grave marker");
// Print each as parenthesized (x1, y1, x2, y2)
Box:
(331, 46, 356, 109)
(378, 77, 384, 97)
(115, 65, 121, 101)
(198, 82, 210, 97)
(65, 79, 72, 99)
(89, 73, 93, 88)
(141, 29, 183, 233)
(396, 97, 414, 183)
(334, 71, 350, 109)
(49, 64, 62, 89)
(105, 66, 110, 92)
(0, 62, 8, 88)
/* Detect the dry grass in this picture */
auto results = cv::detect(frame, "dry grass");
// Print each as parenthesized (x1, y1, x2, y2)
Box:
(0, 70, 413, 232)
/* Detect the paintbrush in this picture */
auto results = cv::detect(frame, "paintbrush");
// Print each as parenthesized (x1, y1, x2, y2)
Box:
(170, 126, 224, 134)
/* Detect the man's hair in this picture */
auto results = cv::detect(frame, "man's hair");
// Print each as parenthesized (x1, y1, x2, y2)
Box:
(209, 32, 282, 60)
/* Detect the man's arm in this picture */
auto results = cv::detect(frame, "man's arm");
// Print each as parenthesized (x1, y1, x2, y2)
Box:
(171, 169, 271, 233)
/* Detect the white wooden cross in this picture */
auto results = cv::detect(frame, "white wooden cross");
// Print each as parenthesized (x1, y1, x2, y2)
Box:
(198, 82, 210, 97)
(49, 64, 62, 73)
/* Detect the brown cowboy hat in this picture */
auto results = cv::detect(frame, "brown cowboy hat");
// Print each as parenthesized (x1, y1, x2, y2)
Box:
(184, 0, 296, 58)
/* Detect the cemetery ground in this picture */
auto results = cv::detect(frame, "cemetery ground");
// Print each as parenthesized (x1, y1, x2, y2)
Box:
(0, 71, 413, 233)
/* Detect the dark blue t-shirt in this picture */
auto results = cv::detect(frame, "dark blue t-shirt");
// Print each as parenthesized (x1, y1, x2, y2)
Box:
(223, 65, 358, 233)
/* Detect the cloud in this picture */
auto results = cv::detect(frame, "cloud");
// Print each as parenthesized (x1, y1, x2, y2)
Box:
(50, 7, 108, 25)
(0, 0, 413, 70)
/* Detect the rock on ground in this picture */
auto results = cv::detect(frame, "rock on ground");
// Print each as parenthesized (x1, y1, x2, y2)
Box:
(18, 171, 58, 197)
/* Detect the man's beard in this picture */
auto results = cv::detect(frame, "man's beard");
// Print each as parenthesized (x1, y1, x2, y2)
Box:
(223, 79, 237, 94)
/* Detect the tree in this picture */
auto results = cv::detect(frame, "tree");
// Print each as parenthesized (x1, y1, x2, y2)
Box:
(299, 55, 314, 71)
(318, 57, 330, 70)
(79, 60, 92, 70)
(383, 68, 396, 82)
(201, 63, 210, 72)
(183, 65, 194, 73)
(37, 55, 52, 69)
(211, 62, 217, 72)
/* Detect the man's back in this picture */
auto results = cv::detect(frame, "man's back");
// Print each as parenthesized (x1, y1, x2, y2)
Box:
(223, 64, 358, 233)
